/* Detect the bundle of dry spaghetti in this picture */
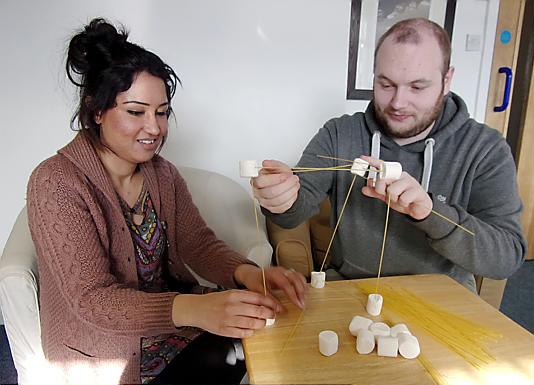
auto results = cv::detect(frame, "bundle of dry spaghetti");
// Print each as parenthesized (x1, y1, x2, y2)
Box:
(356, 282, 502, 369)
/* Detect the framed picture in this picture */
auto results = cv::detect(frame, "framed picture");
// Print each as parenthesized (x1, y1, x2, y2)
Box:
(346, 0, 457, 100)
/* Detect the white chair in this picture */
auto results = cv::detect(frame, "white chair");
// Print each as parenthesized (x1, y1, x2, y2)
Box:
(0, 166, 272, 385)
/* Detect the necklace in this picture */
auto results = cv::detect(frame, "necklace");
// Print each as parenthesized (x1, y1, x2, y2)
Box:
(118, 184, 147, 226)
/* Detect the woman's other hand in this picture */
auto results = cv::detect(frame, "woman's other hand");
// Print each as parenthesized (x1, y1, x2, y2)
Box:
(234, 264, 308, 311)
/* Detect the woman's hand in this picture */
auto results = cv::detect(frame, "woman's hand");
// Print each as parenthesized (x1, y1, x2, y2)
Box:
(172, 290, 279, 338)
(234, 264, 308, 311)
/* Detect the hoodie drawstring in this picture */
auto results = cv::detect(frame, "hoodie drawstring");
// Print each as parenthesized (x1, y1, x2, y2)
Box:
(370, 131, 381, 183)
(369, 135, 435, 192)
(421, 138, 435, 192)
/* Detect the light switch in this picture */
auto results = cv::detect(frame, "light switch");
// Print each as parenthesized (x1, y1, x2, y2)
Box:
(466, 34, 482, 52)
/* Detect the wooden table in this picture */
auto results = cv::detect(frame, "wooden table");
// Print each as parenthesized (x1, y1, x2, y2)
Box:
(243, 274, 534, 384)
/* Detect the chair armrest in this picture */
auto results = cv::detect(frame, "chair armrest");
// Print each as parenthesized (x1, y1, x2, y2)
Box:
(0, 206, 45, 385)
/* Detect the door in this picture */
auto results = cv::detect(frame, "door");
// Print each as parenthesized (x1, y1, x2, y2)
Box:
(478, 0, 529, 309)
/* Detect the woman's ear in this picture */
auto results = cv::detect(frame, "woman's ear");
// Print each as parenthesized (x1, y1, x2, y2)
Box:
(94, 111, 103, 124)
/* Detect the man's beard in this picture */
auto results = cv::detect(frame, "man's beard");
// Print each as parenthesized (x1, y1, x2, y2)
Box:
(374, 91, 445, 139)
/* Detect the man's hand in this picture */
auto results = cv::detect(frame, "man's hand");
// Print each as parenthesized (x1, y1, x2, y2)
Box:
(360, 155, 432, 220)
(252, 160, 300, 214)
(234, 264, 308, 311)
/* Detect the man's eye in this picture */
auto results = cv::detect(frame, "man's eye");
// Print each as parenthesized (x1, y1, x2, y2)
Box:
(127, 110, 144, 116)
(381, 84, 392, 89)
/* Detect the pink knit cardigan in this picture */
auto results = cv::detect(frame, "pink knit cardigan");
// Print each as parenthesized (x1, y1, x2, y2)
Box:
(27, 133, 251, 384)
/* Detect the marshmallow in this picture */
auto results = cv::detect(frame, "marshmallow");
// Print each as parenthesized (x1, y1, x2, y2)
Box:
(377, 336, 399, 357)
(390, 323, 411, 338)
(356, 329, 375, 354)
(265, 318, 276, 327)
(349, 315, 373, 336)
(233, 340, 245, 361)
(398, 333, 420, 359)
(239, 160, 259, 178)
(351, 158, 369, 177)
(369, 322, 390, 339)
(379, 161, 402, 180)
(366, 293, 383, 316)
(311, 271, 326, 288)
(319, 330, 338, 356)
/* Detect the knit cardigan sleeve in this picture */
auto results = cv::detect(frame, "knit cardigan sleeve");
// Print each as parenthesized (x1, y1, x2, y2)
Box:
(27, 158, 178, 337)
(167, 163, 255, 289)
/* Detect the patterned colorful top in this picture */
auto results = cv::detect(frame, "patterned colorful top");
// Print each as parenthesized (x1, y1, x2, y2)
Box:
(118, 185, 205, 383)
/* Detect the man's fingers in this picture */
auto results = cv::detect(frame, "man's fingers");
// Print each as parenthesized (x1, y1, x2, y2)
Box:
(262, 159, 292, 173)
(256, 175, 299, 200)
(253, 173, 292, 189)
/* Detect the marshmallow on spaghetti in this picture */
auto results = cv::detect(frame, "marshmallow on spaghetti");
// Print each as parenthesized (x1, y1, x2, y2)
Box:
(310, 271, 326, 288)
(398, 333, 420, 359)
(319, 330, 338, 356)
(356, 329, 375, 355)
(379, 161, 402, 180)
(349, 315, 373, 336)
(351, 158, 369, 177)
(366, 293, 383, 316)
(239, 160, 259, 178)
(265, 318, 276, 327)
(377, 336, 399, 357)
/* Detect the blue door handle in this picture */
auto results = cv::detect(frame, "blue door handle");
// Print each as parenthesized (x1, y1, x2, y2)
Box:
(493, 67, 512, 112)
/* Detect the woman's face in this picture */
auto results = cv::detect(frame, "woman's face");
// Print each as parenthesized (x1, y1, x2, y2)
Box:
(95, 71, 169, 166)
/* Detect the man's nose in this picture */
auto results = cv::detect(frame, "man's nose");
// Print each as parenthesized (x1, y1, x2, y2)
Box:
(390, 88, 408, 110)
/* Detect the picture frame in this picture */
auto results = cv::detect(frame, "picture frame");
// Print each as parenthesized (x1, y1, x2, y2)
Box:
(346, 0, 457, 100)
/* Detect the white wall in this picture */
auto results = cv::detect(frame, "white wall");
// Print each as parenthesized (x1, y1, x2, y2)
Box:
(0, 0, 495, 254)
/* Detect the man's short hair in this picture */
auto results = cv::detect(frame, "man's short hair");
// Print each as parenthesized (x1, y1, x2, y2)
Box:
(374, 18, 451, 77)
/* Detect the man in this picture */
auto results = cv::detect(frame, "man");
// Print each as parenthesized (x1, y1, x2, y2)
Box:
(253, 18, 526, 291)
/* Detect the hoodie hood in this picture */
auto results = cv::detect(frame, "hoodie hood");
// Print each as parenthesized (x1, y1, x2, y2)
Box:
(363, 92, 471, 153)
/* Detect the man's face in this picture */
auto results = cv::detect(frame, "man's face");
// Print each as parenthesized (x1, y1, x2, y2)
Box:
(373, 34, 454, 138)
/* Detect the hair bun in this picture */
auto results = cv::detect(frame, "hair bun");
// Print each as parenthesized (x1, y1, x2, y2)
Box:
(66, 18, 129, 86)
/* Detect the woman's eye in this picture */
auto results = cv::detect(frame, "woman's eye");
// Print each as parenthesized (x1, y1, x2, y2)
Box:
(127, 110, 144, 116)
(156, 110, 168, 117)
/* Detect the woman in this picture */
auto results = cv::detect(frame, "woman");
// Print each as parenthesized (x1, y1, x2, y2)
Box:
(27, 18, 307, 385)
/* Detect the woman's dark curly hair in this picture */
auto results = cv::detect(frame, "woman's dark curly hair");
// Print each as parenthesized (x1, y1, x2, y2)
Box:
(66, 18, 179, 149)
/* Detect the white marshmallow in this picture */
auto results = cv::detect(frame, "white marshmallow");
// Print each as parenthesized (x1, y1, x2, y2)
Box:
(265, 318, 276, 327)
(390, 323, 411, 338)
(233, 340, 245, 361)
(369, 322, 390, 340)
(366, 293, 383, 316)
(311, 271, 326, 288)
(377, 336, 399, 357)
(379, 161, 402, 180)
(351, 158, 369, 177)
(398, 333, 420, 359)
(356, 329, 375, 354)
(319, 330, 338, 356)
(239, 160, 259, 178)
(349, 315, 373, 336)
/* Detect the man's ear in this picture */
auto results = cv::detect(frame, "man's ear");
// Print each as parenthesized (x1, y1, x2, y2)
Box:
(443, 66, 455, 95)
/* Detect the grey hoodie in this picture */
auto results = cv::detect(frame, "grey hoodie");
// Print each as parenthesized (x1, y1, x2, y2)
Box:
(265, 93, 526, 288)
